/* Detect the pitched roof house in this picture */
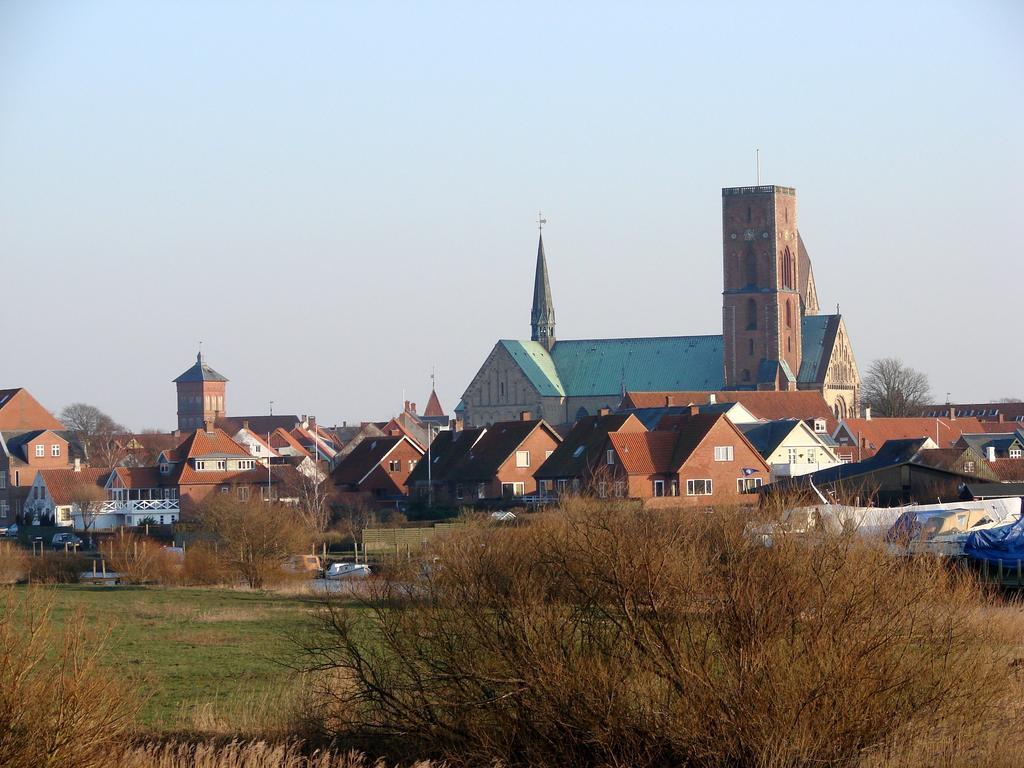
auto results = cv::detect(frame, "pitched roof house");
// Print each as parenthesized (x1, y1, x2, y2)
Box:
(331, 435, 424, 507)
(0, 388, 64, 431)
(534, 413, 646, 494)
(738, 419, 842, 480)
(833, 417, 985, 462)
(26, 467, 109, 527)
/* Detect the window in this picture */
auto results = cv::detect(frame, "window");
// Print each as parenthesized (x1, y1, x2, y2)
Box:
(737, 477, 763, 492)
(745, 298, 758, 330)
(544, 450, 553, 459)
(35, 444, 44, 458)
(388, 460, 400, 472)
(477, 483, 486, 499)
(515, 451, 530, 468)
(714, 446, 734, 462)
(686, 479, 713, 496)
(748, 338, 754, 356)
(1011, 448, 1022, 459)
(159, 462, 169, 475)
(806, 447, 817, 464)
(653, 480, 665, 497)
(220, 486, 229, 493)
(0, 500, 7, 518)
(51, 444, 61, 457)
(195, 460, 206, 470)
(455, 484, 464, 500)
(408, 460, 416, 471)
(787, 447, 798, 464)
(0, 472, 5, 489)
(964, 461, 976, 473)
(606, 449, 615, 465)
(613, 481, 625, 498)
(597, 481, 607, 499)
(557, 479, 568, 494)
(237, 486, 250, 501)
(501, 482, 525, 498)
(217, 460, 226, 471)
(814, 419, 827, 433)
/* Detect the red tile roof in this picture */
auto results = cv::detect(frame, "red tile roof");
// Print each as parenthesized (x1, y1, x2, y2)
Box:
(608, 431, 677, 475)
(0, 388, 65, 431)
(837, 417, 985, 455)
(38, 468, 109, 505)
(989, 460, 1024, 482)
(623, 390, 833, 423)
(423, 388, 445, 418)
(268, 428, 311, 458)
(111, 467, 163, 489)
(166, 429, 251, 462)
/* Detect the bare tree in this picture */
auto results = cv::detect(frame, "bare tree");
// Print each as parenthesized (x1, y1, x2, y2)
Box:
(861, 358, 932, 417)
(59, 403, 126, 467)
(67, 480, 107, 549)
(200, 494, 311, 588)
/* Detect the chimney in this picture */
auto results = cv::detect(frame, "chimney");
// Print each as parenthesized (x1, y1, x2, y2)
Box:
(204, 419, 214, 433)
(410, 403, 417, 415)
(949, 406, 956, 420)
(404, 400, 410, 414)
(665, 395, 673, 407)
(690, 404, 700, 416)
(520, 410, 532, 421)
(986, 446, 997, 462)
(74, 458, 81, 473)
(243, 420, 249, 430)
(708, 393, 717, 405)
(598, 407, 610, 417)
(999, 413, 1005, 423)
(864, 405, 872, 421)
(301, 414, 308, 426)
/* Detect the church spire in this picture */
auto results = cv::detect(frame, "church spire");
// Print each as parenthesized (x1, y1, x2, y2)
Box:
(531, 214, 556, 350)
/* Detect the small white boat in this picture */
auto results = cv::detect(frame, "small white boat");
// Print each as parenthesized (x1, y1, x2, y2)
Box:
(325, 562, 371, 580)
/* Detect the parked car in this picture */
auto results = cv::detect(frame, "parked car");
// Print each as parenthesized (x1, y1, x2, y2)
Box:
(284, 554, 322, 576)
(51, 532, 83, 550)
(4, 524, 18, 538)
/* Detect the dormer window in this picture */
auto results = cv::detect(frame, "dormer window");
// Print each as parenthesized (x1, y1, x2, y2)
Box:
(814, 419, 827, 434)
(195, 460, 206, 470)
(159, 462, 169, 475)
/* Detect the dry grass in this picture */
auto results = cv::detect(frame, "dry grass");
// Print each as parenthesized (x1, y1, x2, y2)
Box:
(298, 500, 1020, 768)
(120, 740, 433, 768)
(0, 587, 141, 767)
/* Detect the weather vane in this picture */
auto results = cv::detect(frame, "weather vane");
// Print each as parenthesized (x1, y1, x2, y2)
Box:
(537, 211, 547, 232)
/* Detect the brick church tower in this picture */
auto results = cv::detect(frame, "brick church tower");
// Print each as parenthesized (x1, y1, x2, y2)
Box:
(721, 185, 802, 391)
(173, 351, 228, 431)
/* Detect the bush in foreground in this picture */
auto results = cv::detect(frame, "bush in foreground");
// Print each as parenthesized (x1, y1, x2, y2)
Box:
(299, 500, 1014, 767)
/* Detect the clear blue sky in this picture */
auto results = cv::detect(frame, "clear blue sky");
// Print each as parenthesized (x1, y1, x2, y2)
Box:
(1, 1, 1021, 430)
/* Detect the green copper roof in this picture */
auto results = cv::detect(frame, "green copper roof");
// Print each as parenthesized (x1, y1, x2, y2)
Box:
(499, 340, 565, 397)
(548, 335, 724, 397)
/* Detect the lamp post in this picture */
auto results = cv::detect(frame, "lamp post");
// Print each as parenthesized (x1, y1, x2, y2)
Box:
(426, 422, 438, 509)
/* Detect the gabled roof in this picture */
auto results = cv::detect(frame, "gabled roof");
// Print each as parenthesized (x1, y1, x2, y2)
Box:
(109, 466, 164, 489)
(173, 352, 227, 383)
(216, 415, 299, 436)
(618, 402, 751, 430)
(232, 428, 279, 457)
(655, 413, 727, 470)
(535, 414, 638, 479)
(739, 419, 809, 458)
(919, 402, 1024, 421)
(837, 417, 985, 454)
(165, 428, 251, 462)
(623, 390, 833, 423)
(957, 433, 1024, 455)
(499, 341, 564, 397)
(405, 428, 486, 486)
(0, 388, 64, 431)
(331, 435, 422, 487)
(915, 448, 999, 481)
(448, 419, 559, 483)
(989, 460, 1024, 482)
(37, 468, 109, 506)
(268, 428, 311, 458)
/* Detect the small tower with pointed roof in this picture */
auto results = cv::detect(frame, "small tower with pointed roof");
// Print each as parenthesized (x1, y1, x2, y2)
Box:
(530, 219, 556, 351)
(173, 351, 228, 432)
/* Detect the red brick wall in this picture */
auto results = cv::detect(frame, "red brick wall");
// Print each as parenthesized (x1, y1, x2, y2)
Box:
(177, 381, 227, 431)
(492, 426, 560, 496)
(721, 186, 802, 388)
(675, 418, 769, 507)
(359, 440, 422, 498)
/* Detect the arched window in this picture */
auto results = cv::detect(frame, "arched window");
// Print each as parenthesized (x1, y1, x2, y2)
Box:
(785, 299, 792, 329)
(746, 298, 758, 330)
(748, 338, 755, 356)
(744, 247, 757, 285)
(781, 246, 794, 289)
(787, 336, 792, 353)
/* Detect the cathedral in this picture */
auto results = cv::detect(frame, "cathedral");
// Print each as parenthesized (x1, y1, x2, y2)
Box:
(459, 184, 860, 427)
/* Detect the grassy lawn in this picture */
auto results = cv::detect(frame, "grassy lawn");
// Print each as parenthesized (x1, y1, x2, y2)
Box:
(35, 585, 330, 729)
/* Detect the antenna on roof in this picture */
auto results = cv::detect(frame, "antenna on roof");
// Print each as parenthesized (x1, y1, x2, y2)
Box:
(197, 340, 203, 363)
(269, 400, 274, 416)
(755, 149, 761, 186)
(537, 211, 547, 232)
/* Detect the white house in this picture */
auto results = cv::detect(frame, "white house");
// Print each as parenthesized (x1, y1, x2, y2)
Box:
(27, 466, 110, 528)
(739, 419, 842, 480)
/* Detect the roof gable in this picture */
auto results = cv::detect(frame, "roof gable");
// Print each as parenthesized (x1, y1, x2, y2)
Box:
(0, 389, 65, 431)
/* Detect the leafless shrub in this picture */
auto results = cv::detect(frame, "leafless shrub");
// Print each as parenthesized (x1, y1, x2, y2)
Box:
(298, 499, 1010, 768)
(102, 532, 181, 585)
(181, 541, 231, 586)
(0, 543, 27, 584)
(200, 496, 312, 589)
(119, 740, 407, 768)
(0, 587, 140, 768)
(27, 551, 86, 583)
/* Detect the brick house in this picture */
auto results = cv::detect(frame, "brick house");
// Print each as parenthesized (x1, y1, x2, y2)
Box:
(834, 416, 985, 462)
(331, 435, 424, 507)
(602, 413, 770, 507)
(26, 466, 109, 527)
(406, 415, 561, 503)
(0, 429, 83, 523)
(533, 412, 646, 496)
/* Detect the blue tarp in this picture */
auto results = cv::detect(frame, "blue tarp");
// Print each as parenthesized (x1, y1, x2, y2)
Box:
(963, 516, 1024, 565)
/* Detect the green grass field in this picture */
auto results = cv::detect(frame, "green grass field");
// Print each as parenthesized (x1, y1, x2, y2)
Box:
(37, 585, 328, 729)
